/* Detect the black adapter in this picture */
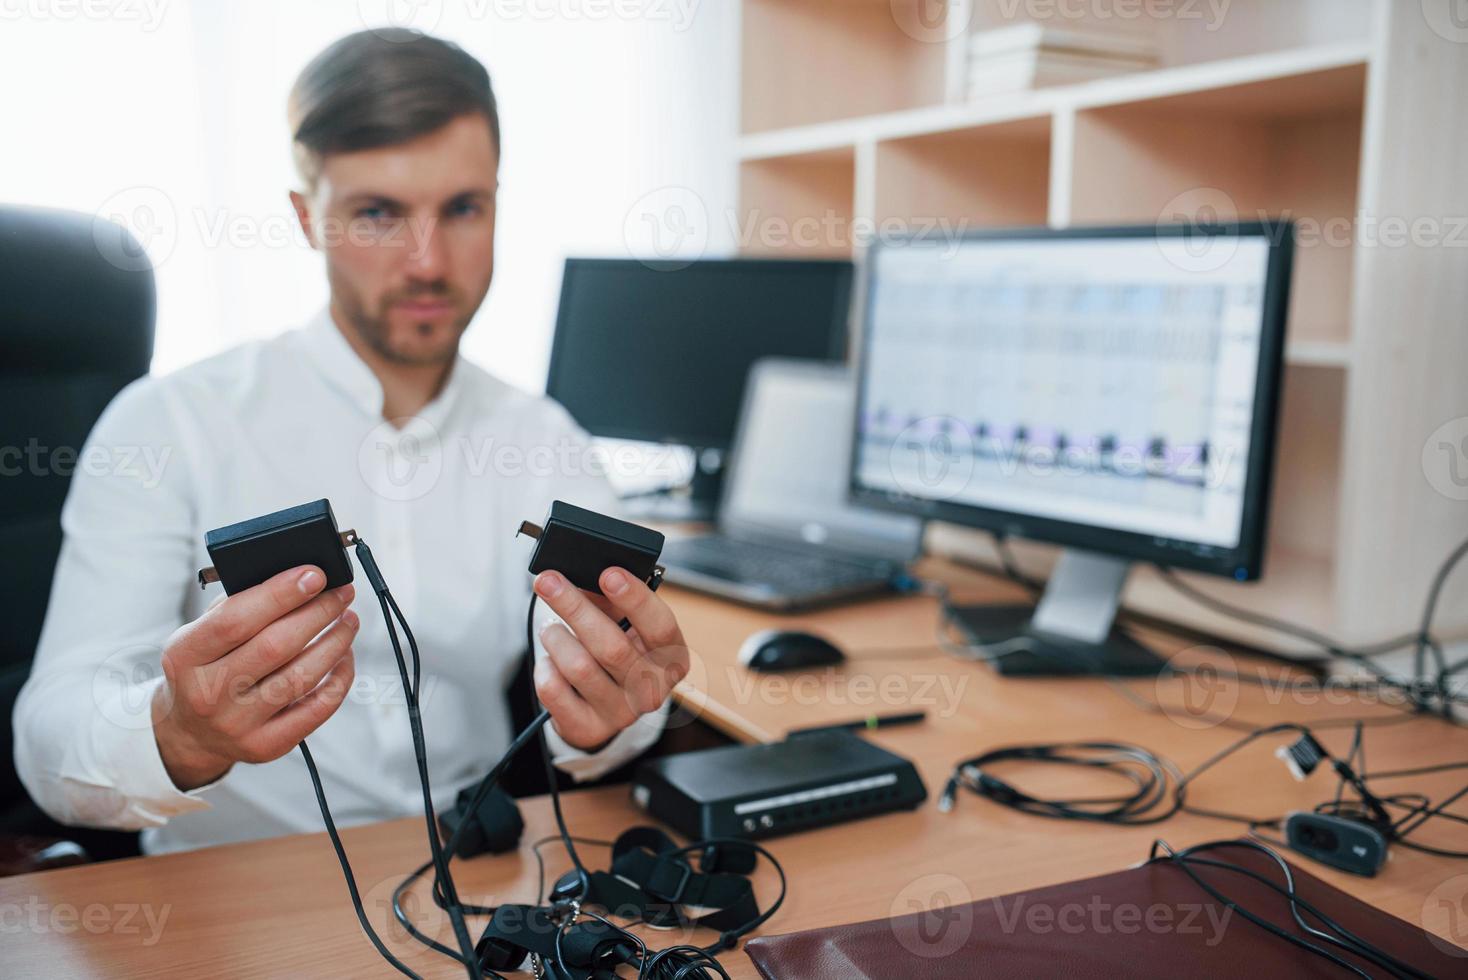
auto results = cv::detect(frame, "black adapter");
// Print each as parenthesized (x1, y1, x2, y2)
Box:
(518, 500, 665, 594)
(197, 498, 356, 595)
(1284, 811, 1388, 876)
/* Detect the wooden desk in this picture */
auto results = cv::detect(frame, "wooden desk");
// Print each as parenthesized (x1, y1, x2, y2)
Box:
(5, 559, 1467, 977)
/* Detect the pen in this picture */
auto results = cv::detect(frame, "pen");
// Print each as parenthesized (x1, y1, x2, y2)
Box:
(789, 710, 927, 737)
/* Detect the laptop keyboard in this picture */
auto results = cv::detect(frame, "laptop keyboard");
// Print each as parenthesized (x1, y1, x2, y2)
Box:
(664, 535, 893, 594)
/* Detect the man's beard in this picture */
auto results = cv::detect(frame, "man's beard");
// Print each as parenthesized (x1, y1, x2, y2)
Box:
(337, 280, 469, 367)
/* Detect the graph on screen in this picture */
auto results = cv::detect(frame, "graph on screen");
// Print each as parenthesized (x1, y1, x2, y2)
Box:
(854, 235, 1272, 550)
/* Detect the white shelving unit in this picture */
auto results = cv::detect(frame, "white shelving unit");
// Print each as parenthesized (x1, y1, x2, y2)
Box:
(736, 0, 1468, 652)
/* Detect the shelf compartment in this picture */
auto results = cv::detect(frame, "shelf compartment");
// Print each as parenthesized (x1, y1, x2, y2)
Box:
(873, 115, 1051, 228)
(742, 0, 955, 134)
(737, 147, 856, 257)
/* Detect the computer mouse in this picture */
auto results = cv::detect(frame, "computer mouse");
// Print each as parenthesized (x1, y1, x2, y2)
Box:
(738, 629, 847, 673)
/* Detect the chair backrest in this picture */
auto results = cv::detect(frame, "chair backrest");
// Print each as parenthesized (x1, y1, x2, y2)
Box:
(0, 204, 155, 804)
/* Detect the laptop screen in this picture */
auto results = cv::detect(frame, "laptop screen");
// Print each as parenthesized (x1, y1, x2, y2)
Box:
(721, 360, 922, 562)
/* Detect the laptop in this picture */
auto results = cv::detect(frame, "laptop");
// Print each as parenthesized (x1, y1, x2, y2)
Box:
(661, 359, 923, 610)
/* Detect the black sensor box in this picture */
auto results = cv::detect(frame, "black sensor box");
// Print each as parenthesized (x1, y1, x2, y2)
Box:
(631, 730, 927, 840)
(201, 499, 354, 595)
(523, 500, 665, 595)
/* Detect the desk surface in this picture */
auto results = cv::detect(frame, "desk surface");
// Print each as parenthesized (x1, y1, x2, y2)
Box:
(6, 559, 1468, 977)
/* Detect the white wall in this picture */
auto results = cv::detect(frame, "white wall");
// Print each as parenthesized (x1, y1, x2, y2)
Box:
(0, 0, 739, 392)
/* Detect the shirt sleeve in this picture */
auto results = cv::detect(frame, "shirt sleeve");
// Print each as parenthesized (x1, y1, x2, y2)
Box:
(13, 378, 216, 830)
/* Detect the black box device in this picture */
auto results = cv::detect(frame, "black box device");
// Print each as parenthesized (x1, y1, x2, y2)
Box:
(198, 498, 354, 595)
(519, 500, 665, 595)
(631, 730, 927, 840)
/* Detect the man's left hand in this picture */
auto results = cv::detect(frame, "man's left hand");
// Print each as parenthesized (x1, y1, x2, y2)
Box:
(531, 566, 690, 751)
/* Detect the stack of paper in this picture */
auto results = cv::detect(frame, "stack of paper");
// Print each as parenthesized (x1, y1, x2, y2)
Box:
(966, 23, 1157, 99)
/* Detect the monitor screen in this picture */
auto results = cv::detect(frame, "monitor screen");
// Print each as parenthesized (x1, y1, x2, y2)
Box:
(547, 258, 852, 449)
(851, 224, 1292, 579)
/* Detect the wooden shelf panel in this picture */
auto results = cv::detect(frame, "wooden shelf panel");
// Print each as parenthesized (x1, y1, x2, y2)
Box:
(1269, 363, 1345, 566)
(741, 0, 952, 134)
(737, 148, 856, 257)
(873, 115, 1051, 228)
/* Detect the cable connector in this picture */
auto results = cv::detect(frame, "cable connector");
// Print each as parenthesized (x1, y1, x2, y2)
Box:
(938, 775, 959, 813)
(1276, 732, 1326, 781)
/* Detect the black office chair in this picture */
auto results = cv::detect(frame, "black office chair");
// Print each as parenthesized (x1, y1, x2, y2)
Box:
(0, 205, 156, 864)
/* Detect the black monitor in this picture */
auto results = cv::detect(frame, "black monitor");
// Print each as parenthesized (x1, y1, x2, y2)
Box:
(850, 223, 1293, 676)
(548, 257, 853, 517)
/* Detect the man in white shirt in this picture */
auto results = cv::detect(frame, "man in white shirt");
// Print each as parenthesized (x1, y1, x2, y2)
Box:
(13, 29, 690, 855)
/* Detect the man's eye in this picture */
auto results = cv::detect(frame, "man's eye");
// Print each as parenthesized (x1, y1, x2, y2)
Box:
(448, 200, 483, 218)
(355, 206, 391, 221)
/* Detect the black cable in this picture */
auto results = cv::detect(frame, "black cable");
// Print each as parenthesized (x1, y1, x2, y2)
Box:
(1149, 839, 1431, 979)
(359, 540, 481, 979)
(1416, 535, 1468, 694)
(1157, 532, 1468, 719)
(298, 740, 425, 980)
(524, 592, 592, 901)
(939, 741, 1183, 825)
(382, 586, 784, 978)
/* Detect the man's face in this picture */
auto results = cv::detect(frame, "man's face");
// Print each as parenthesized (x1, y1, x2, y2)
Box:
(293, 112, 498, 366)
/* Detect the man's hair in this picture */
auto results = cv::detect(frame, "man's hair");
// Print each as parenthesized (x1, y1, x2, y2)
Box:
(288, 29, 499, 189)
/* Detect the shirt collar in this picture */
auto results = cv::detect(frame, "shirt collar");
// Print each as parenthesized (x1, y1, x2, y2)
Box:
(298, 307, 466, 430)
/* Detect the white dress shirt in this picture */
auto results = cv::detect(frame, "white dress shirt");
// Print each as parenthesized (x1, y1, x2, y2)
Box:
(14, 311, 666, 854)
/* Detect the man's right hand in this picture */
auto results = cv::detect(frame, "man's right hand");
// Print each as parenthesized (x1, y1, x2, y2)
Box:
(151, 565, 358, 791)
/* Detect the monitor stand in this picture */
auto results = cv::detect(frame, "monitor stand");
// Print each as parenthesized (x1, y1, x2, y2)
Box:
(620, 448, 724, 524)
(946, 549, 1165, 677)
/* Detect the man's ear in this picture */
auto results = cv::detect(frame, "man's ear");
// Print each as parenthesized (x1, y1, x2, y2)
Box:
(289, 190, 320, 251)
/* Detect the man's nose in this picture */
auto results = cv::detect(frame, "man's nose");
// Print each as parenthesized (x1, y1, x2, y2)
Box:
(404, 215, 448, 279)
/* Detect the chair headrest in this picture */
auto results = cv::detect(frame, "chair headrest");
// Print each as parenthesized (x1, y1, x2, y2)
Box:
(0, 204, 155, 376)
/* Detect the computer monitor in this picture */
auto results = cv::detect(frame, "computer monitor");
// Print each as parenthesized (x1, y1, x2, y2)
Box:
(548, 257, 853, 518)
(850, 223, 1293, 676)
